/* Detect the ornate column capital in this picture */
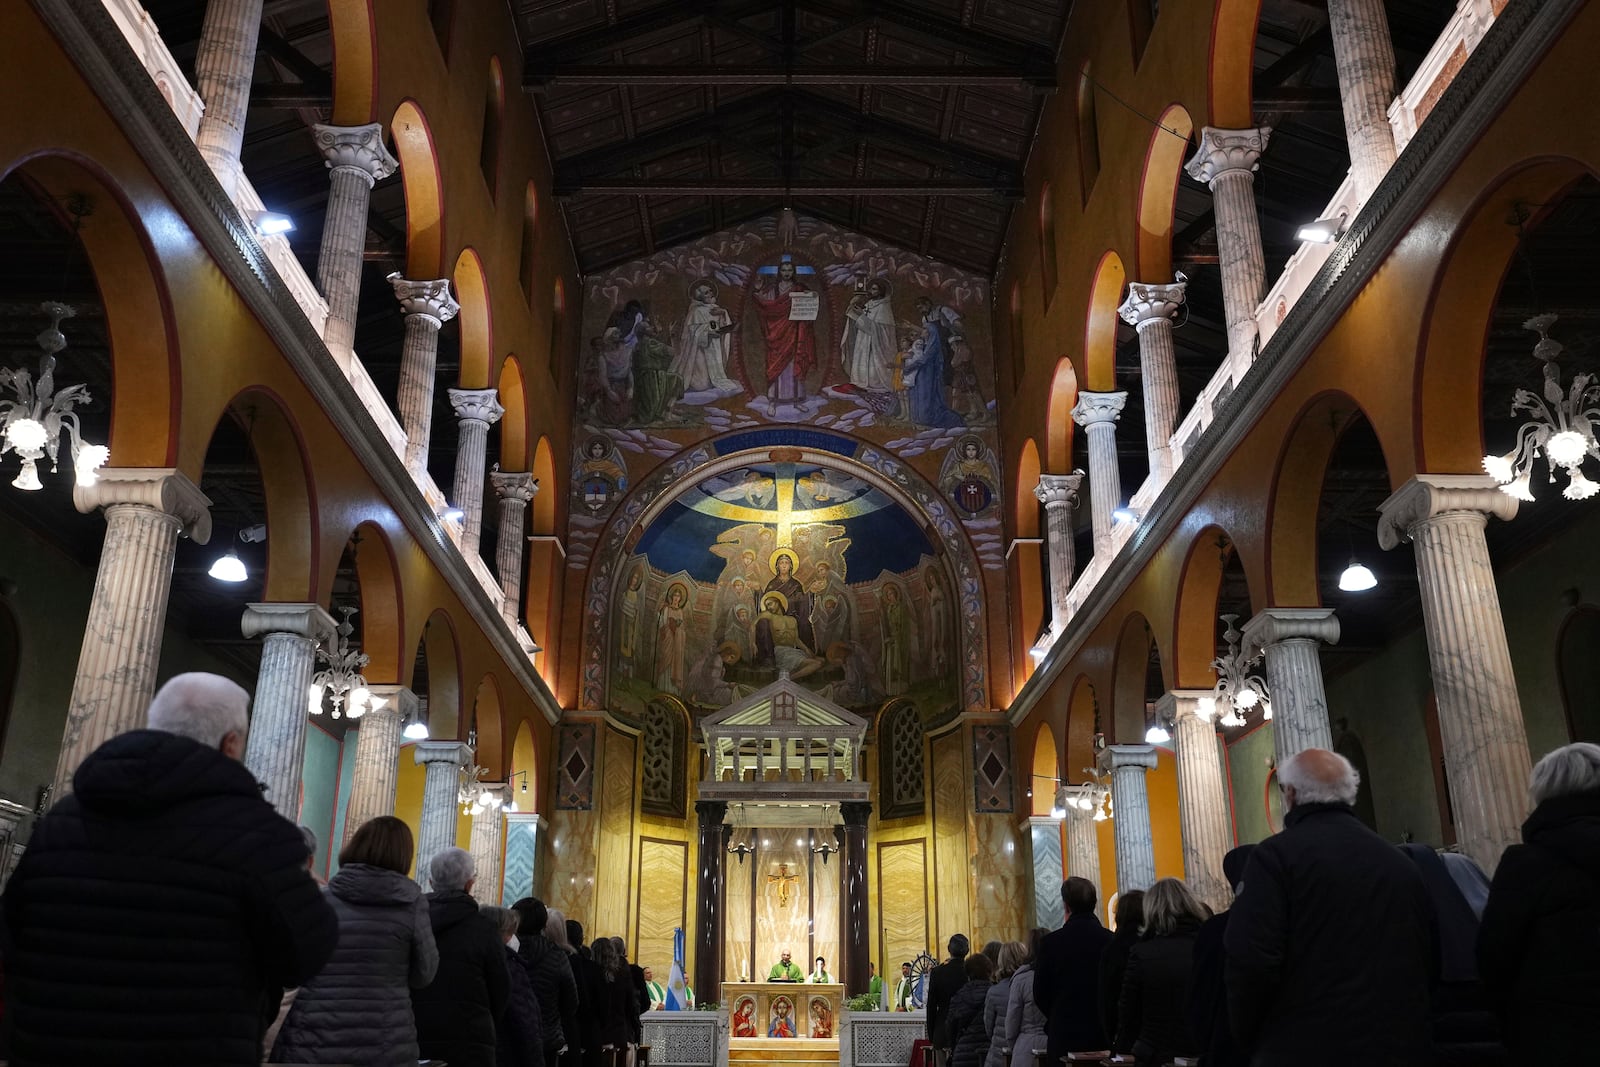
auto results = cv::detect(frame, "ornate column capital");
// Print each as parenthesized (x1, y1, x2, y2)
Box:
(1118, 278, 1188, 329)
(491, 470, 539, 504)
(1071, 390, 1128, 428)
(1034, 470, 1085, 509)
(696, 798, 729, 827)
(840, 800, 873, 828)
(313, 122, 399, 184)
(1155, 689, 1219, 726)
(74, 467, 212, 544)
(414, 740, 472, 767)
(449, 387, 505, 426)
(1242, 606, 1340, 658)
(366, 684, 418, 721)
(1377, 474, 1519, 550)
(388, 274, 460, 324)
(1184, 126, 1272, 184)
(1101, 743, 1158, 773)
(241, 602, 336, 644)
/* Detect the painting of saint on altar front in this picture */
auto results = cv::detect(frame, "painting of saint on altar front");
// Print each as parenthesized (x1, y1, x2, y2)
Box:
(769, 996, 796, 1038)
(732, 996, 758, 1038)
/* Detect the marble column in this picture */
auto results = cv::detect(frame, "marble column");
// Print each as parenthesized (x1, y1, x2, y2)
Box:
(1027, 816, 1067, 929)
(1102, 745, 1158, 893)
(1379, 474, 1530, 873)
(1117, 278, 1188, 480)
(490, 471, 539, 625)
(342, 684, 413, 845)
(1064, 797, 1103, 905)
(53, 469, 212, 800)
(1160, 690, 1233, 912)
(693, 800, 727, 1000)
(1329, 0, 1399, 201)
(448, 388, 504, 559)
(468, 783, 509, 904)
(193, 0, 264, 196)
(414, 740, 470, 889)
(840, 800, 871, 994)
(502, 811, 545, 906)
(1034, 472, 1085, 632)
(1184, 128, 1271, 362)
(1242, 607, 1341, 768)
(390, 275, 460, 475)
(1072, 391, 1128, 560)
(313, 124, 398, 358)
(241, 602, 336, 816)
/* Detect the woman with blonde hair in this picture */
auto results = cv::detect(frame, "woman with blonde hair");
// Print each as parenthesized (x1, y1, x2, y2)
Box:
(982, 941, 1028, 1067)
(1112, 878, 1209, 1067)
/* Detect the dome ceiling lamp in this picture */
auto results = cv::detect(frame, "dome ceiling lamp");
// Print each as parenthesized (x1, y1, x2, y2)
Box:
(1205, 613, 1271, 729)
(1483, 314, 1600, 502)
(0, 302, 108, 492)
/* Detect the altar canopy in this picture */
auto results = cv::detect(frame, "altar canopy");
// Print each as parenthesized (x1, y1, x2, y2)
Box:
(700, 675, 869, 803)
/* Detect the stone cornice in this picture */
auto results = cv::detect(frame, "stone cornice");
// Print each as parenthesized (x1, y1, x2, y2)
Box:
(35, 0, 562, 726)
(1010, 0, 1582, 727)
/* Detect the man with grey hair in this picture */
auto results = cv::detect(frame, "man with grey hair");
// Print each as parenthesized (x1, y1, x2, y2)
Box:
(414, 846, 510, 1067)
(1, 672, 337, 1065)
(1225, 748, 1433, 1065)
(1479, 742, 1600, 1060)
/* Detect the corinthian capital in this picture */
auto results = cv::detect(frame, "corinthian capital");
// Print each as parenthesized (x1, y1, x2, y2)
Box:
(449, 387, 505, 426)
(314, 123, 399, 183)
(491, 470, 540, 505)
(1071, 390, 1128, 428)
(1377, 474, 1519, 550)
(388, 274, 460, 324)
(1184, 127, 1272, 184)
(1034, 471, 1085, 510)
(1118, 278, 1188, 329)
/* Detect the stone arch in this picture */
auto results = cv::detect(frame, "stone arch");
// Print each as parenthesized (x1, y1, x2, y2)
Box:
(1076, 61, 1101, 201)
(220, 388, 319, 603)
(1031, 722, 1060, 816)
(1208, 0, 1265, 128)
(0, 154, 180, 467)
(479, 56, 505, 197)
(339, 521, 405, 682)
(327, 0, 377, 125)
(497, 356, 528, 472)
(453, 246, 493, 389)
(471, 672, 504, 776)
(1065, 673, 1100, 777)
(1135, 106, 1196, 280)
(416, 609, 464, 741)
(1110, 612, 1165, 744)
(1172, 524, 1255, 689)
(510, 717, 539, 808)
(1008, 281, 1026, 386)
(1045, 359, 1080, 473)
(1415, 158, 1597, 474)
(1015, 437, 1042, 539)
(1083, 250, 1127, 391)
(390, 100, 445, 278)
(519, 182, 538, 302)
(1038, 183, 1059, 302)
(531, 435, 557, 534)
(549, 278, 568, 375)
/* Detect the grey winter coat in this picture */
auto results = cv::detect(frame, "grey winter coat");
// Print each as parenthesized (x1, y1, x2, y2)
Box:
(982, 974, 1015, 1067)
(1005, 965, 1049, 1064)
(271, 863, 440, 1066)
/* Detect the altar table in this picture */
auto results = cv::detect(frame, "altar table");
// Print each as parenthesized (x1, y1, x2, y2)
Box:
(722, 981, 844, 1039)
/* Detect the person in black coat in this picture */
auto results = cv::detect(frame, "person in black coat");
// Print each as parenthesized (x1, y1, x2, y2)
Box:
(516, 898, 581, 1067)
(1186, 845, 1254, 1067)
(1479, 741, 1600, 1061)
(926, 933, 971, 1056)
(568, 917, 607, 1067)
(593, 936, 641, 1053)
(485, 905, 545, 1067)
(1226, 749, 1434, 1066)
(0, 674, 337, 1067)
(1097, 889, 1145, 1042)
(945, 953, 995, 1067)
(1033, 876, 1114, 1062)
(1113, 878, 1207, 1066)
(613, 937, 650, 1042)
(1400, 844, 1504, 1065)
(413, 848, 511, 1067)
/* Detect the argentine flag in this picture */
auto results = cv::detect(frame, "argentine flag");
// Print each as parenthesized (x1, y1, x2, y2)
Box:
(665, 927, 691, 1011)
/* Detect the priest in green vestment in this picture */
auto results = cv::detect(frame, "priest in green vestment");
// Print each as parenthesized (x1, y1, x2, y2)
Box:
(768, 950, 804, 981)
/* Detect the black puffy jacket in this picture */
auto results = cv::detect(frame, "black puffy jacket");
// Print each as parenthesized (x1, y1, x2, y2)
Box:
(413, 889, 511, 1067)
(947, 978, 994, 1067)
(1114, 919, 1202, 1066)
(0, 730, 337, 1067)
(522, 933, 580, 1051)
(500, 946, 547, 1067)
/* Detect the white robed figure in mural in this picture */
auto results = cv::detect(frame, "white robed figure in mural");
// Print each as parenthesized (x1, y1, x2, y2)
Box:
(841, 279, 897, 392)
(671, 280, 741, 397)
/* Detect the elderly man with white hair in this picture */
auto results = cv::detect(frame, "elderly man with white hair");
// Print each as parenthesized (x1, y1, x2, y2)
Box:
(413, 846, 511, 1067)
(1478, 741, 1600, 1061)
(1224, 748, 1434, 1066)
(1, 672, 337, 1066)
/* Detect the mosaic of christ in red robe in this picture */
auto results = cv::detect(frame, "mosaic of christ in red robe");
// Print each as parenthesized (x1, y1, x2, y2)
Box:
(753, 260, 817, 401)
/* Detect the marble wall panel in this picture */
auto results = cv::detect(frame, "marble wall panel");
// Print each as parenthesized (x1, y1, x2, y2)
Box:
(545, 808, 597, 928)
(755, 836, 812, 970)
(556, 723, 597, 810)
(877, 839, 929, 970)
(968, 812, 1025, 944)
(502, 812, 541, 906)
(726, 845, 755, 982)
(811, 842, 841, 982)
(931, 731, 971, 943)
(1029, 818, 1065, 930)
(636, 837, 688, 979)
(596, 726, 637, 940)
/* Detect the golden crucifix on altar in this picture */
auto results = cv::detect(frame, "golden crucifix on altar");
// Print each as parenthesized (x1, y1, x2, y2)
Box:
(767, 862, 801, 906)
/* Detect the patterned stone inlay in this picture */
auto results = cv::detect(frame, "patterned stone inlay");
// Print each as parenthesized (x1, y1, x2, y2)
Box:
(556, 723, 597, 810)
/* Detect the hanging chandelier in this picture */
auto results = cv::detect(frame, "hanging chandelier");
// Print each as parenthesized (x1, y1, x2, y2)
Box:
(308, 607, 376, 719)
(1483, 314, 1600, 501)
(1059, 781, 1111, 822)
(459, 760, 503, 816)
(1207, 614, 1271, 728)
(0, 302, 108, 492)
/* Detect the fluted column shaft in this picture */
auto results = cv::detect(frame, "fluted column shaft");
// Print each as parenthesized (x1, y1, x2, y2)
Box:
(242, 603, 336, 816)
(1064, 805, 1102, 895)
(1186, 128, 1270, 362)
(314, 125, 398, 358)
(342, 685, 413, 846)
(1380, 475, 1530, 873)
(391, 276, 460, 475)
(491, 472, 539, 625)
(415, 740, 471, 888)
(1119, 279, 1187, 480)
(1243, 607, 1341, 768)
(1102, 744, 1158, 893)
(1162, 691, 1233, 912)
(54, 470, 211, 800)
(449, 389, 504, 558)
(1072, 391, 1128, 560)
(1034, 472, 1084, 632)
(1329, 0, 1399, 200)
(468, 784, 508, 904)
(193, 0, 264, 195)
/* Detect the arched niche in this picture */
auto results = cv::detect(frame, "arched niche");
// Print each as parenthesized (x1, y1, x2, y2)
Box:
(1083, 250, 1127, 392)
(510, 718, 539, 808)
(1135, 106, 1195, 280)
(1173, 526, 1254, 689)
(391, 100, 444, 278)
(1031, 722, 1060, 816)
(1045, 359, 1079, 474)
(1111, 613, 1165, 744)
(471, 672, 504, 776)
(531, 435, 557, 535)
(454, 247, 493, 389)
(498, 356, 529, 472)
(415, 610, 463, 741)
(1065, 674, 1100, 775)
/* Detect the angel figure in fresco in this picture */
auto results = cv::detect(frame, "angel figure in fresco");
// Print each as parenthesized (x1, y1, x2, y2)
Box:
(671, 280, 741, 398)
(841, 278, 897, 392)
(753, 257, 818, 413)
(653, 583, 690, 695)
(880, 583, 912, 695)
(924, 567, 950, 680)
(733, 998, 758, 1038)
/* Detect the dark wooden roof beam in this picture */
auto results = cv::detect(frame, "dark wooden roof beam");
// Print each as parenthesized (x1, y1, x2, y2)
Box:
(559, 178, 1021, 197)
(1254, 27, 1332, 89)
(526, 64, 1054, 90)
(798, 0, 1056, 66)
(524, 0, 775, 69)
(1253, 86, 1342, 111)
(256, 26, 332, 93)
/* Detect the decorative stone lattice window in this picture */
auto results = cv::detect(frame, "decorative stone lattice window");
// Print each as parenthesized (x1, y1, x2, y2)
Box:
(879, 700, 925, 820)
(640, 697, 687, 817)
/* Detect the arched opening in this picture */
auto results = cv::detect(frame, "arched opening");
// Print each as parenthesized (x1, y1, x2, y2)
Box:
(1083, 250, 1126, 392)
(1173, 526, 1254, 689)
(526, 435, 560, 675)
(1559, 607, 1600, 743)
(548, 279, 567, 379)
(1065, 674, 1100, 776)
(390, 100, 445, 278)
(416, 610, 464, 741)
(1135, 106, 1195, 280)
(531, 436, 557, 535)
(519, 183, 539, 304)
(1009, 282, 1026, 389)
(453, 247, 493, 390)
(338, 522, 405, 683)
(480, 57, 505, 198)
(498, 356, 529, 472)
(1076, 62, 1101, 202)
(1031, 723, 1060, 816)
(470, 672, 504, 777)
(510, 718, 539, 809)
(1038, 185, 1059, 303)
(1011, 439, 1045, 685)
(1045, 358, 1080, 474)
(326, 0, 376, 125)
(1110, 613, 1164, 744)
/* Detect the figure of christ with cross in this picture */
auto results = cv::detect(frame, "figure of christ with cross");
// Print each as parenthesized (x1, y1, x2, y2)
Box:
(752, 259, 817, 414)
(767, 862, 801, 907)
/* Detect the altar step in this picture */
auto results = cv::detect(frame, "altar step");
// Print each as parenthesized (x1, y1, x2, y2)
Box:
(729, 1036, 840, 1066)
